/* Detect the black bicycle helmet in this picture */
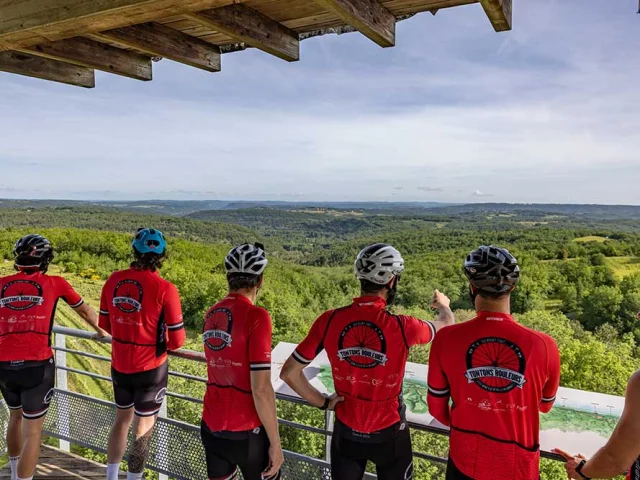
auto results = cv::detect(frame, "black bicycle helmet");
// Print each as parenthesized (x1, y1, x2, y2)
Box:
(225, 243, 268, 276)
(13, 234, 54, 272)
(464, 245, 520, 295)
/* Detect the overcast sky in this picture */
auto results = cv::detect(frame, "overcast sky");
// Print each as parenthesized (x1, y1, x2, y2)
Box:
(0, 0, 639, 204)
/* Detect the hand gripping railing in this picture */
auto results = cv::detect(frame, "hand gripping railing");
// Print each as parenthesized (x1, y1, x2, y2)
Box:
(0, 326, 564, 479)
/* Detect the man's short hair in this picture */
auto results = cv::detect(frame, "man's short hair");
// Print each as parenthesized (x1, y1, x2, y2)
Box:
(360, 279, 387, 295)
(227, 273, 262, 291)
(476, 289, 512, 300)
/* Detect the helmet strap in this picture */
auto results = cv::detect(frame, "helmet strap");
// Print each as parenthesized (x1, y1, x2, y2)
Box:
(469, 285, 478, 307)
(386, 276, 400, 306)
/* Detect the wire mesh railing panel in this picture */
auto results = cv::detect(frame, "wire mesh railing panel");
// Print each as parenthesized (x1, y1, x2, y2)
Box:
(42, 389, 341, 480)
(0, 400, 8, 456)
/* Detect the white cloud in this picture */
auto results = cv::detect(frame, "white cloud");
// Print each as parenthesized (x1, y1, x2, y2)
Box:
(472, 190, 493, 198)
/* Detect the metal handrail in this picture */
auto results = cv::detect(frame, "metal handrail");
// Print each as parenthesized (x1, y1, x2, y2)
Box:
(51, 326, 565, 464)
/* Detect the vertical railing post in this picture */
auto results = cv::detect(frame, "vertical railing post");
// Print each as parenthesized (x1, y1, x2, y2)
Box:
(324, 410, 334, 463)
(158, 399, 168, 480)
(55, 333, 71, 452)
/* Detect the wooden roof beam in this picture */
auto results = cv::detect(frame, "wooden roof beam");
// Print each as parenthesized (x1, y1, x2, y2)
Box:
(21, 37, 152, 81)
(185, 5, 299, 62)
(312, 0, 396, 47)
(480, 0, 512, 32)
(95, 22, 220, 72)
(0, 51, 94, 87)
(0, 0, 237, 49)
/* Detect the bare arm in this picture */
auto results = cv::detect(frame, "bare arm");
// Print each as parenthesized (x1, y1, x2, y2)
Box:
(280, 356, 344, 411)
(73, 303, 109, 338)
(280, 356, 327, 408)
(251, 370, 283, 477)
(555, 370, 640, 478)
(430, 290, 455, 332)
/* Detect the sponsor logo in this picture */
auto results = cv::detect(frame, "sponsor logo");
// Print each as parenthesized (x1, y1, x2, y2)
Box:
(113, 280, 143, 313)
(405, 462, 414, 480)
(465, 337, 526, 393)
(0, 280, 44, 311)
(155, 388, 167, 404)
(203, 308, 234, 351)
(337, 321, 387, 369)
(44, 389, 55, 405)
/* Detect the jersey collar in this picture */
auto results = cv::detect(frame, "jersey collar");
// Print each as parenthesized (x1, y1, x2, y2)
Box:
(353, 296, 387, 308)
(476, 311, 515, 322)
(226, 293, 253, 305)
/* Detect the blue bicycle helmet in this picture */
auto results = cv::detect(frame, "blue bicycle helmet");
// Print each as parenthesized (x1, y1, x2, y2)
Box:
(132, 228, 167, 255)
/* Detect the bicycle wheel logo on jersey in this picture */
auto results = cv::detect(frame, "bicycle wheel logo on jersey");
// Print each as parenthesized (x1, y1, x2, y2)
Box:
(338, 321, 388, 369)
(203, 308, 233, 351)
(465, 337, 526, 393)
(0, 280, 44, 311)
(112, 280, 143, 313)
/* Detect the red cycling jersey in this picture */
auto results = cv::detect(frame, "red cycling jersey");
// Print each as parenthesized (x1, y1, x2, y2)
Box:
(0, 271, 83, 364)
(427, 311, 561, 480)
(294, 296, 436, 434)
(202, 293, 273, 432)
(99, 268, 185, 374)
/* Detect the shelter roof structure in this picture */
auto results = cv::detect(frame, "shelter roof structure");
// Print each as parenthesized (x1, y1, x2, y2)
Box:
(0, 0, 511, 88)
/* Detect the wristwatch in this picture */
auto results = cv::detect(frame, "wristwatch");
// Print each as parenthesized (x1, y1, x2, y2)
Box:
(319, 395, 330, 411)
(575, 460, 591, 480)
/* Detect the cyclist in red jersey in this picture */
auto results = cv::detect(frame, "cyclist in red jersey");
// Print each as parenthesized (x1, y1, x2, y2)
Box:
(200, 243, 283, 480)
(427, 245, 561, 480)
(280, 243, 455, 480)
(100, 228, 186, 480)
(554, 369, 640, 480)
(0, 234, 107, 480)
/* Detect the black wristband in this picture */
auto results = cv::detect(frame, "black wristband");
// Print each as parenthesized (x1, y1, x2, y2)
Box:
(319, 396, 330, 411)
(575, 460, 591, 480)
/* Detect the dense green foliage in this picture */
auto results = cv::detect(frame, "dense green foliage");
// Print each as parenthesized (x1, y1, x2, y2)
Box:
(0, 207, 262, 247)
(1, 203, 639, 480)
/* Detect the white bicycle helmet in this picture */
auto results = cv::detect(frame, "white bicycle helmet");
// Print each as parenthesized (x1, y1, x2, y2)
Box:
(225, 243, 268, 275)
(354, 243, 405, 285)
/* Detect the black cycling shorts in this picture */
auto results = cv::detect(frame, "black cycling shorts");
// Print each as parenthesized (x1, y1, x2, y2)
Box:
(0, 358, 55, 420)
(112, 361, 168, 417)
(446, 457, 541, 480)
(200, 421, 281, 480)
(331, 419, 414, 480)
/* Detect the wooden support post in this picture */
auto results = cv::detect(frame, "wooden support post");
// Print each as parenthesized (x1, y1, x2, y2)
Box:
(22, 37, 152, 81)
(185, 5, 299, 62)
(311, 0, 396, 47)
(96, 22, 220, 72)
(480, 0, 512, 32)
(0, 51, 95, 87)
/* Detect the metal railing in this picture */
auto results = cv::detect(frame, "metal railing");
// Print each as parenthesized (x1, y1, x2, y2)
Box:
(0, 326, 564, 479)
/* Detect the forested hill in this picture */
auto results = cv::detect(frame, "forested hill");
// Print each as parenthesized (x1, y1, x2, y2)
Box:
(3, 198, 640, 219)
(0, 207, 262, 246)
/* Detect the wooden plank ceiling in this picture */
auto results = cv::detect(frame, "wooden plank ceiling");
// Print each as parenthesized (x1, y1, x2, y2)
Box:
(0, 0, 511, 88)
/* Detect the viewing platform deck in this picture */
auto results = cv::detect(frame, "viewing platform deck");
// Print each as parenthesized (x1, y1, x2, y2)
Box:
(0, 445, 124, 480)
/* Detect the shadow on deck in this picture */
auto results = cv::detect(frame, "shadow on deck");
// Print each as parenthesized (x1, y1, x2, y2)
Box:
(0, 445, 125, 479)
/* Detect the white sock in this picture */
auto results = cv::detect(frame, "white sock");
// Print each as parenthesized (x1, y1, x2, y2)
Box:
(9, 456, 19, 480)
(127, 472, 143, 480)
(17, 477, 33, 480)
(106, 463, 121, 480)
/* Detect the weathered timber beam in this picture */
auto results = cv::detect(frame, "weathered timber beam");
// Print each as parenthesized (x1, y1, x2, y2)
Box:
(185, 5, 299, 62)
(0, 0, 236, 49)
(0, 51, 94, 87)
(480, 0, 512, 32)
(21, 37, 152, 80)
(95, 22, 220, 72)
(311, 0, 395, 47)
